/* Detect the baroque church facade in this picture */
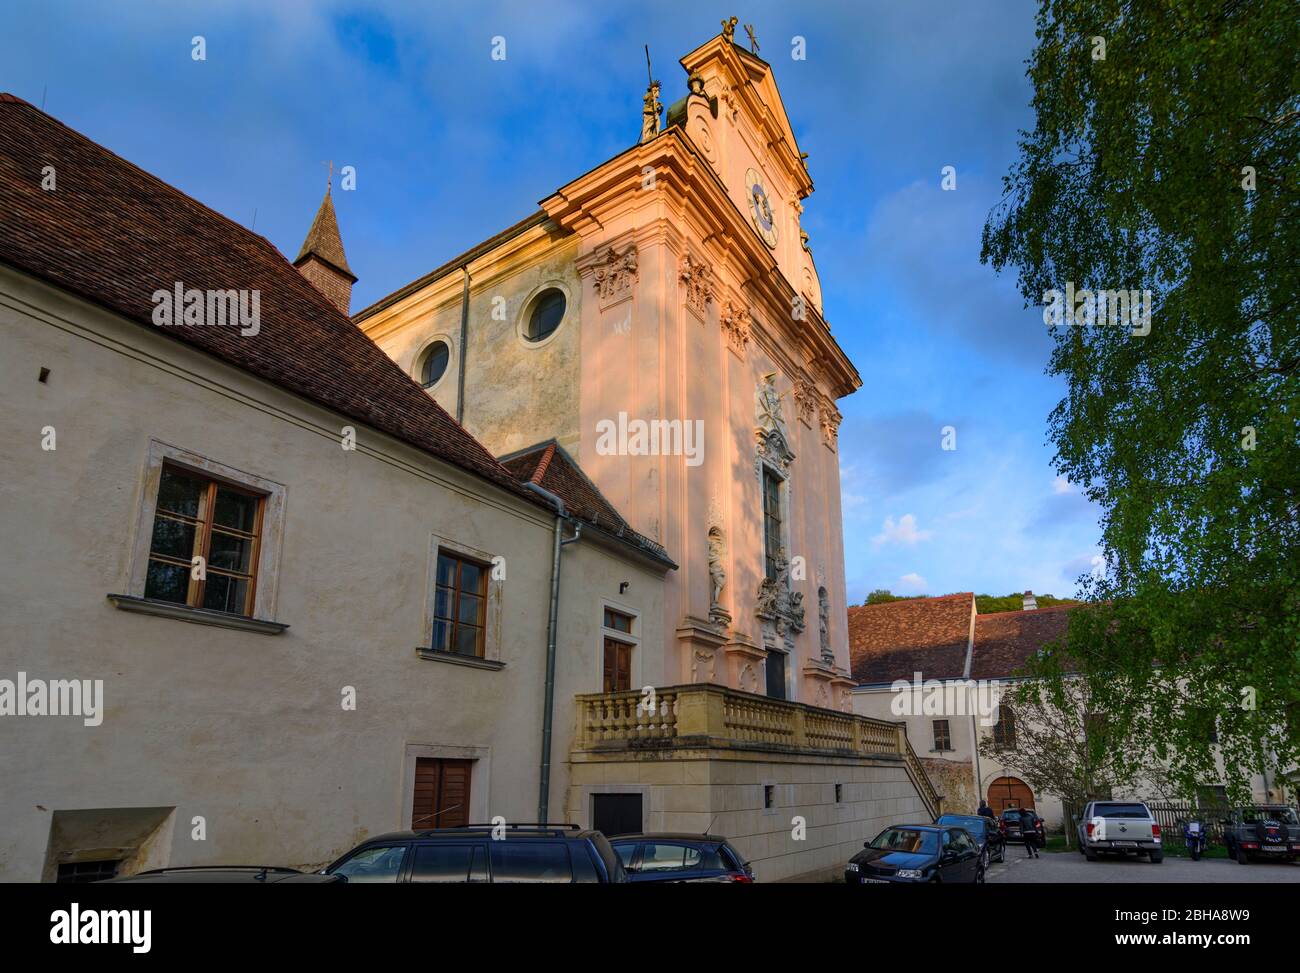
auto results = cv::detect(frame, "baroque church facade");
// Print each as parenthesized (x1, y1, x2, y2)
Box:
(355, 28, 861, 711)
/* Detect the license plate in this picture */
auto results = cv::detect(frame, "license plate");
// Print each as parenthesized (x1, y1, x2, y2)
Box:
(862, 877, 888, 883)
(1113, 841, 1137, 847)
(1262, 846, 1284, 852)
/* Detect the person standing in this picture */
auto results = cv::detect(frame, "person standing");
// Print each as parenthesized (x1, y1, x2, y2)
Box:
(1023, 812, 1040, 858)
(978, 800, 994, 819)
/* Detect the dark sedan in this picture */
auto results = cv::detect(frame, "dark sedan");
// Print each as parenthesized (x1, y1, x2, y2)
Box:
(936, 813, 1006, 865)
(999, 808, 1045, 846)
(610, 833, 754, 883)
(845, 825, 985, 884)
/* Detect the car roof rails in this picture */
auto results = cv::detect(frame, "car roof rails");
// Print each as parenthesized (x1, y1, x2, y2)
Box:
(416, 822, 583, 837)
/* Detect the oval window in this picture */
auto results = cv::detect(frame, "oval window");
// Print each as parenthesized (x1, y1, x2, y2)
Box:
(525, 289, 566, 342)
(420, 340, 450, 387)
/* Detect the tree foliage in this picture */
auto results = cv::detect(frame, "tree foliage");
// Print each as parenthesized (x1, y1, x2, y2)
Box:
(982, 0, 1299, 800)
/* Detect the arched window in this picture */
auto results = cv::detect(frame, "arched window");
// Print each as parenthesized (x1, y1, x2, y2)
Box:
(523, 288, 566, 342)
(992, 704, 1017, 749)
(419, 340, 450, 388)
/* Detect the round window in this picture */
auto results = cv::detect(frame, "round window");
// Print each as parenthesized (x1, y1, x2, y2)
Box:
(524, 288, 566, 342)
(420, 340, 450, 387)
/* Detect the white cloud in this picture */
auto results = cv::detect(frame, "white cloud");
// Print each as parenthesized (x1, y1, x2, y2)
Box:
(897, 572, 928, 594)
(872, 513, 933, 547)
(1052, 476, 1073, 495)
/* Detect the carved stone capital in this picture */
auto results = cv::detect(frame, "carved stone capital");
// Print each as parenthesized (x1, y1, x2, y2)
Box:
(792, 377, 817, 427)
(720, 300, 750, 354)
(679, 253, 714, 317)
(818, 397, 842, 450)
(592, 244, 639, 306)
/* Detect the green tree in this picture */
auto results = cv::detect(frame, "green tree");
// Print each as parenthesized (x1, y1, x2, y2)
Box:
(863, 589, 921, 605)
(981, 0, 1299, 800)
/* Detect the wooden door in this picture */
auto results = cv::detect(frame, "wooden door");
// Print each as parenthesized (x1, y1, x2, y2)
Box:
(412, 758, 472, 829)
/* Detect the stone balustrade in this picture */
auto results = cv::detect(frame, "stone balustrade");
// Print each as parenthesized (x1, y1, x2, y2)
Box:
(573, 683, 941, 818)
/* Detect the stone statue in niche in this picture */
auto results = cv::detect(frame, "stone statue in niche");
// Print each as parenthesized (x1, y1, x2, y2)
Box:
(707, 526, 730, 627)
(756, 372, 786, 437)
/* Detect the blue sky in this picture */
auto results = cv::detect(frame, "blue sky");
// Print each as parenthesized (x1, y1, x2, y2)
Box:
(2, 0, 1103, 602)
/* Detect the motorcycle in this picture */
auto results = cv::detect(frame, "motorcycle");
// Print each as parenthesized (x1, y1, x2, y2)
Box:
(1183, 819, 1207, 860)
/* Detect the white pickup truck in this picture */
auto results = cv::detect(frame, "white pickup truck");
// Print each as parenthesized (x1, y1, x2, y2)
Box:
(1076, 800, 1163, 863)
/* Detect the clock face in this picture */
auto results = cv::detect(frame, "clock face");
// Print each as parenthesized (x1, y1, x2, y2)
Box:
(745, 168, 779, 249)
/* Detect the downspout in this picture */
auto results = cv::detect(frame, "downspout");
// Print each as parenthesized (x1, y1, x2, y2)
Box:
(523, 481, 581, 823)
(455, 266, 470, 424)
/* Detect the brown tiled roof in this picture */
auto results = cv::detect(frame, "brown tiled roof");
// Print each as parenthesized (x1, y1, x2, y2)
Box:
(500, 440, 675, 568)
(848, 594, 974, 684)
(0, 93, 526, 497)
(970, 604, 1073, 680)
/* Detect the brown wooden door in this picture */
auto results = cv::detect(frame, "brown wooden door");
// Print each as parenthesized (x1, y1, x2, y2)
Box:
(412, 758, 472, 829)
(603, 638, 632, 692)
(988, 776, 1035, 811)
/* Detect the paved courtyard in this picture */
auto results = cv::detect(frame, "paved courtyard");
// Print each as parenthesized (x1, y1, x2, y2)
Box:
(987, 849, 1300, 883)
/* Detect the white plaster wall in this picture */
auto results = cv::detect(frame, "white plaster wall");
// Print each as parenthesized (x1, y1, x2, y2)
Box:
(0, 267, 646, 879)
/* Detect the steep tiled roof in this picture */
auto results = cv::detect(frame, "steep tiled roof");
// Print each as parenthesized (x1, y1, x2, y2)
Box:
(294, 188, 355, 279)
(500, 440, 675, 568)
(0, 94, 525, 496)
(970, 604, 1073, 680)
(848, 594, 974, 684)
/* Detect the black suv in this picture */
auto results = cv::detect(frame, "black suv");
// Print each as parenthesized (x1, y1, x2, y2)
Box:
(610, 833, 754, 882)
(322, 824, 627, 883)
(1221, 806, 1300, 864)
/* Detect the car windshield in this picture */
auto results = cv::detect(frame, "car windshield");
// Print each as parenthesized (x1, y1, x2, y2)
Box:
(1096, 803, 1150, 818)
(938, 815, 986, 833)
(1242, 807, 1300, 825)
(869, 828, 938, 855)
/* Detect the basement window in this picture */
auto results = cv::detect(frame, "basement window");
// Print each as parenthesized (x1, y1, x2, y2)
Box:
(764, 785, 775, 809)
(57, 860, 121, 884)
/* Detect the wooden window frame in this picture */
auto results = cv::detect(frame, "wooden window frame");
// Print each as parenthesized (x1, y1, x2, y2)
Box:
(433, 551, 489, 658)
(992, 705, 1018, 750)
(146, 463, 266, 617)
(599, 604, 639, 694)
(762, 467, 783, 580)
(932, 718, 952, 752)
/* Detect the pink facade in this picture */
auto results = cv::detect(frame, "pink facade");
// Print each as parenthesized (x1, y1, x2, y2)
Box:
(359, 32, 860, 709)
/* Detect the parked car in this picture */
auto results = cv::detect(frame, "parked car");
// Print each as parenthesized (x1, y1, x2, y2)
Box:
(107, 866, 342, 884)
(1075, 800, 1162, 862)
(322, 824, 627, 883)
(936, 813, 1006, 865)
(998, 808, 1045, 847)
(845, 824, 985, 884)
(609, 833, 754, 883)
(1221, 805, 1300, 864)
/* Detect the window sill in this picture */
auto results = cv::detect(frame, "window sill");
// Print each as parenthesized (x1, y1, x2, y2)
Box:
(416, 648, 505, 671)
(107, 594, 289, 635)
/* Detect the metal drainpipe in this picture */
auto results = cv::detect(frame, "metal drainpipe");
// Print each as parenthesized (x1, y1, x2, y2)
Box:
(523, 481, 581, 823)
(455, 266, 470, 424)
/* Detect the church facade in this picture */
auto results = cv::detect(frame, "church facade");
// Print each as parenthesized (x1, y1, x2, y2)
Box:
(357, 29, 860, 712)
